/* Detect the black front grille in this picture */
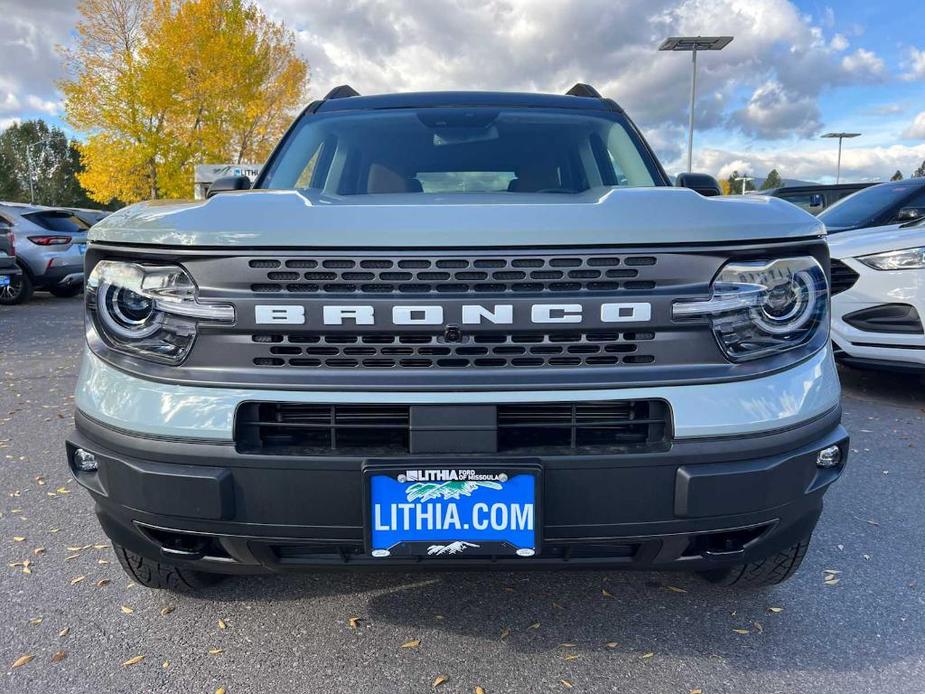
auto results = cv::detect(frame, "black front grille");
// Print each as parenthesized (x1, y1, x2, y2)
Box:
(830, 259, 859, 295)
(251, 331, 657, 369)
(247, 253, 658, 295)
(497, 401, 670, 454)
(235, 401, 671, 456)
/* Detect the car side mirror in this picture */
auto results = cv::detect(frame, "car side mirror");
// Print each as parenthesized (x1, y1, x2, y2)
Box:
(809, 194, 824, 208)
(207, 176, 252, 198)
(896, 206, 925, 222)
(676, 172, 722, 197)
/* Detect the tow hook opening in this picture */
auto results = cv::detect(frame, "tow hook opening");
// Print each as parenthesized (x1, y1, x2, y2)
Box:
(137, 525, 231, 561)
(684, 524, 772, 560)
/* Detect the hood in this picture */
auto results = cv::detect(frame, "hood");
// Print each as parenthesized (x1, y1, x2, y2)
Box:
(826, 222, 925, 259)
(90, 187, 824, 248)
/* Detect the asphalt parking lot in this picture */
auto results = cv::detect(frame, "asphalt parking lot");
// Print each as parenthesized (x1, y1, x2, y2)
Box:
(2, 295, 924, 694)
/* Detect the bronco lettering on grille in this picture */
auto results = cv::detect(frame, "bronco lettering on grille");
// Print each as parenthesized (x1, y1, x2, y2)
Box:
(254, 302, 652, 326)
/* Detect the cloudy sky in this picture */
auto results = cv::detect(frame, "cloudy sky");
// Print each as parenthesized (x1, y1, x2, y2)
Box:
(3, 0, 925, 182)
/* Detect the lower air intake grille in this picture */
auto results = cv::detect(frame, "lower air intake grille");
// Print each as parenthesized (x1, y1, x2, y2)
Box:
(235, 401, 671, 456)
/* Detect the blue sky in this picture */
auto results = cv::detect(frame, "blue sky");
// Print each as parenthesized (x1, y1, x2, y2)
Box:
(3, 0, 924, 183)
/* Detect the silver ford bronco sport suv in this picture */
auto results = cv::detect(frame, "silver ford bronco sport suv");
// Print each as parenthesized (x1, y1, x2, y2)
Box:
(67, 84, 848, 591)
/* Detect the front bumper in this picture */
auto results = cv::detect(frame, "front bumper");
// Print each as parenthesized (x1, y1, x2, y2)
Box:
(67, 348, 848, 572)
(832, 258, 925, 371)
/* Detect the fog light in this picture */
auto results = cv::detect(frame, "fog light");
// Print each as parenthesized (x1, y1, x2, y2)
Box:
(74, 448, 98, 472)
(816, 445, 842, 468)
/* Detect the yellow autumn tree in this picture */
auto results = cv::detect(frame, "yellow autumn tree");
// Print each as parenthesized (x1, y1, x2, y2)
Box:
(60, 0, 309, 203)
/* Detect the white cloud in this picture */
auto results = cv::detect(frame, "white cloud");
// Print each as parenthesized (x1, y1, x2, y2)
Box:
(840, 48, 885, 78)
(830, 33, 849, 51)
(902, 112, 925, 140)
(901, 46, 925, 80)
(696, 143, 925, 182)
(261, 0, 887, 140)
(730, 81, 820, 139)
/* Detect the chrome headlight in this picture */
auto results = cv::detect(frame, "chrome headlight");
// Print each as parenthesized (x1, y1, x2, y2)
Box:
(87, 261, 234, 365)
(672, 256, 828, 361)
(857, 247, 925, 271)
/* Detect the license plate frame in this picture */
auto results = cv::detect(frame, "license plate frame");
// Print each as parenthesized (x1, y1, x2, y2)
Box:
(363, 461, 542, 559)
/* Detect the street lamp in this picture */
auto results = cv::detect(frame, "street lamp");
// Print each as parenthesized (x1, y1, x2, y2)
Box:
(821, 132, 860, 184)
(734, 175, 753, 195)
(659, 35, 734, 173)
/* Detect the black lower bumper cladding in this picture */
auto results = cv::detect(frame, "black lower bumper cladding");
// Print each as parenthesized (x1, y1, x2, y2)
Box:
(66, 406, 848, 573)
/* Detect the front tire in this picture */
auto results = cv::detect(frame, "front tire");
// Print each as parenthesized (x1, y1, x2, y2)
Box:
(113, 543, 225, 592)
(0, 270, 33, 305)
(699, 537, 810, 588)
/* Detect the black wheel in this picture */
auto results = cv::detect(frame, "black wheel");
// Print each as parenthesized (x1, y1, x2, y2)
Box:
(113, 543, 225, 592)
(49, 284, 83, 298)
(0, 269, 33, 305)
(699, 537, 810, 588)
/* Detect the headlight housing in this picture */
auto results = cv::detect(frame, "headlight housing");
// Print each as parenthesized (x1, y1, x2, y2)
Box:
(857, 247, 925, 271)
(672, 256, 828, 361)
(87, 261, 234, 365)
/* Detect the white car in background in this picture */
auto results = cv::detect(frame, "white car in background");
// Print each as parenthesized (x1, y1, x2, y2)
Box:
(828, 218, 925, 374)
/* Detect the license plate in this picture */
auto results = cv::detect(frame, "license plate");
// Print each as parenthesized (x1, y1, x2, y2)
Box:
(0, 275, 9, 287)
(367, 465, 539, 558)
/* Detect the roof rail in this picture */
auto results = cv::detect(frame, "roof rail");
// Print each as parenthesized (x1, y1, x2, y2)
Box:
(565, 83, 602, 98)
(324, 85, 360, 100)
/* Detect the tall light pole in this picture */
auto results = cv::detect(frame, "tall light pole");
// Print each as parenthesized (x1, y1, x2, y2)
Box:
(659, 35, 733, 172)
(821, 132, 860, 184)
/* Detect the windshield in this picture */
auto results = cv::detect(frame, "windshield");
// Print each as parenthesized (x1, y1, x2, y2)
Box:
(259, 108, 663, 195)
(818, 183, 921, 230)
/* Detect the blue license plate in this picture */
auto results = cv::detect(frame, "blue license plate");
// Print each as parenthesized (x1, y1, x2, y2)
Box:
(368, 467, 538, 558)
(0, 275, 9, 287)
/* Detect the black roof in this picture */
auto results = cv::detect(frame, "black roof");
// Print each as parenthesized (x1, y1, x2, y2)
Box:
(315, 90, 621, 113)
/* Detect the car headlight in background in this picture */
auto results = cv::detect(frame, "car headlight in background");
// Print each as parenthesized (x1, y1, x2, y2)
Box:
(857, 247, 925, 271)
(672, 256, 829, 361)
(87, 261, 234, 364)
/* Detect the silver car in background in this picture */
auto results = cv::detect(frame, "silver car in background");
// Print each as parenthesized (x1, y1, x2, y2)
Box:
(0, 202, 89, 305)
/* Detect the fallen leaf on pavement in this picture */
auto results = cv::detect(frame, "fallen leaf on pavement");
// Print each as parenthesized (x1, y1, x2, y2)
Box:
(732, 629, 750, 635)
(160, 606, 175, 616)
(12, 654, 33, 668)
(767, 607, 784, 614)
(96, 579, 110, 588)
(51, 651, 66, 663)
(432, 674, 448, 688)
(560, 680, 573, 689)
(665, 585, 687, 593)
(122, 655, 144, 667)
(348, 617, 361, 629)
(70, 576, 85, 585)
(401, 639, 421, 649)
(218, 618, 227, 630)
(58, 627, 69, 637)
(641, 652, 654, 659)
(120, 605, 134, 614)
(208, 648, 224, 655)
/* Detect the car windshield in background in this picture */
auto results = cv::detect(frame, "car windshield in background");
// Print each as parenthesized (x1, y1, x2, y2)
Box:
(260, 108, 661, 195)
(818, 183, 921, 231)
(24, 211, 90, 233)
